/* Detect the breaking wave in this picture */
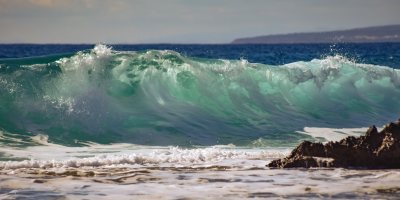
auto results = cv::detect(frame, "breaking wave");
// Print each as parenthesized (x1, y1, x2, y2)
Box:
(0, 45, 399, 146)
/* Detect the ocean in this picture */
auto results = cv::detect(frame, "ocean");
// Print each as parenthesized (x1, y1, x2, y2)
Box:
(0, 43, 400, 199)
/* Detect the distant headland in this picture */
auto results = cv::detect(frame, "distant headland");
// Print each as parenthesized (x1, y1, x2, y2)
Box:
(232, 25, 400, 44)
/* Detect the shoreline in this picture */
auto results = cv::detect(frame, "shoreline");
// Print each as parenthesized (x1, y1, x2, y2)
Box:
(1, 145, 400, 199)
(1, 165, 400, 199)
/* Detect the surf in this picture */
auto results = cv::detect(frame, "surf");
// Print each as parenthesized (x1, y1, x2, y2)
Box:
(0, 44, 399, 147)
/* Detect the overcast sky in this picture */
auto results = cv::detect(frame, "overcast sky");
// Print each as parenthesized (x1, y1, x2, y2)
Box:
(0, 0, 399, 43)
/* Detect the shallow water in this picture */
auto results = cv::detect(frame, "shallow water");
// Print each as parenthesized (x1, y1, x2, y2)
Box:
(1, 144, 400, 199)
(1, 160, 400, 199)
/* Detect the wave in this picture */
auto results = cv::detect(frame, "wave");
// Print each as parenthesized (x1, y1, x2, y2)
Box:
(0, 44, 399, 146)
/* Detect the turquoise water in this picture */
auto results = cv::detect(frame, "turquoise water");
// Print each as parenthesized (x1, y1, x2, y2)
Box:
(0, 44, 399, 147)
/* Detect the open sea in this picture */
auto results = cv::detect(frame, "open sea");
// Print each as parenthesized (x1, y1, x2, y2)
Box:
(0, 43, 400, 199)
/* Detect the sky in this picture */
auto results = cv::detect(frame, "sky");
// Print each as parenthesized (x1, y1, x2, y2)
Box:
(0, 0, 399, 44)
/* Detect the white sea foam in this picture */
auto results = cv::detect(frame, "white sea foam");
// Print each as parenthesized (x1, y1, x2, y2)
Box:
(297, 126, 377, 142)
(93, 44, 112, 56)
(0, 144, 288, 170)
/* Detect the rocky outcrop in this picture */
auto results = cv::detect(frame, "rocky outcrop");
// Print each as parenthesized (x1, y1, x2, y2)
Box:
(268, 119, 400, 169)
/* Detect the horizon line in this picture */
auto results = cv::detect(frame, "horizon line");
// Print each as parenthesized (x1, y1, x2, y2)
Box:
(1, 42, 400, 45)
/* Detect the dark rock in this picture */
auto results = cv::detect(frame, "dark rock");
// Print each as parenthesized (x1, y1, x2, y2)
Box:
(268, 119, 400, 169)
(290, 141, 326, 157)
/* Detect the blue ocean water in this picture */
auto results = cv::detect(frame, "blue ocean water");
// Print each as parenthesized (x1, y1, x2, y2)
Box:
(1, 43, 400, 67)
(0, 43, 399, 147)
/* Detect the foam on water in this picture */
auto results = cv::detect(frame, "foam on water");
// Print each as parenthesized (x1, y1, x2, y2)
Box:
(1, 139, 399, 199)
(297, 126, 374, 142)
(1, 150, 399, 199)
(0, 143, 287, 170)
